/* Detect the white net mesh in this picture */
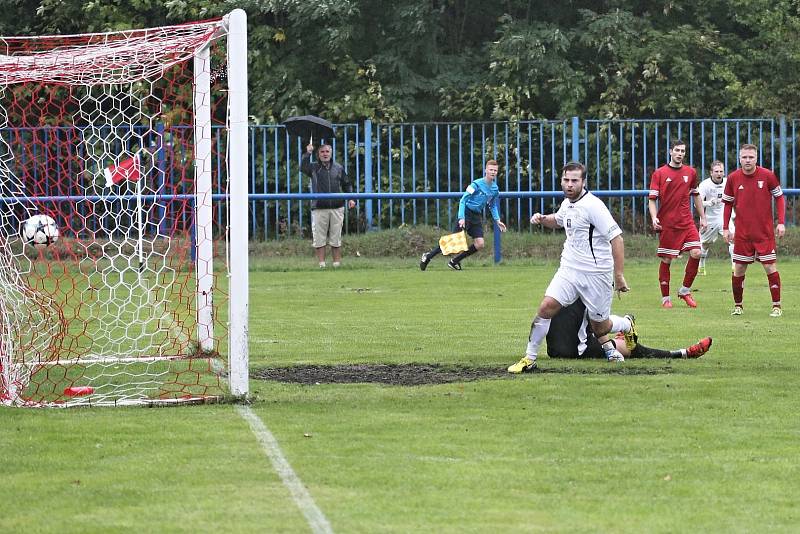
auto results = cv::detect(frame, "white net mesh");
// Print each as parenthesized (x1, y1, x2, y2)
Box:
(0, 19, 230, 407)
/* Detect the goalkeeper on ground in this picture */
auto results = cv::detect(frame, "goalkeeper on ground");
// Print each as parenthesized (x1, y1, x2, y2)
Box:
(546, 299, 712, 359)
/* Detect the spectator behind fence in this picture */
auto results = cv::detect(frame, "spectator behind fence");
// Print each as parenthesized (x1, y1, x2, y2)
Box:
(301, 143, 356, 268)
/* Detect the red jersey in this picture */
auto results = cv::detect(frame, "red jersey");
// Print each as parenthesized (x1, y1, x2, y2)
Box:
(648, 164, 699, 230)
(722, 166, 783, 241)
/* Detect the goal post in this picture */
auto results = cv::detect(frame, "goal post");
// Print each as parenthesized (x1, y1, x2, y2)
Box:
(227, 9, 250, 398)
(0, 10, 249, 407)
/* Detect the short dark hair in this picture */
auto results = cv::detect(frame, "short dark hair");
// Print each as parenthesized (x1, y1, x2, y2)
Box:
(562, 161, 586, 179)
(671, 139, 686, 149)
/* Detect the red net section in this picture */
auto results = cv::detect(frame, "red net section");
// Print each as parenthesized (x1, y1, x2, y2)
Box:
(0, 20, 230, 406)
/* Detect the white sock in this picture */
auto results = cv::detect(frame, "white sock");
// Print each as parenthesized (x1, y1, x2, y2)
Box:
(678, 286, 691, 295)
(332, 262, 341, 268)
(525, 316, 551, 359)
(662, 296, 671, 304)
(319, 262, 326, 268)
(608, 314, 631, 334)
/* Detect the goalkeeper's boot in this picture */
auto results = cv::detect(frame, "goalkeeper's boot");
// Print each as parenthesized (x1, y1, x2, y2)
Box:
(686, 337, 712, 358)
(447, 259, 463, 271)
(770, 306, 783, 318)
(507, 356, 537, 374)
(419, 252, 431, 271)
(622, 314, 638, 351)
(678, 291, 697, 308)
(731, 305, 743, 316)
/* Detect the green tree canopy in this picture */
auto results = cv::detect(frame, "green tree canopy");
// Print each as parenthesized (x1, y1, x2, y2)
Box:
(3, 0, 800, 121)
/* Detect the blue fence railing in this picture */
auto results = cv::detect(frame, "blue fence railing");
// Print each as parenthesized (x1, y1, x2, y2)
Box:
(249, 117, 799, 238)
(3, 118, 798, 240)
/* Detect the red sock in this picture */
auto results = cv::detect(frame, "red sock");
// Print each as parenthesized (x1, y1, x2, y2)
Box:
(732, 275, 745, 306)
(767, 271, 781, 307)
(659, 262, 671, 298)
(683, 256, 700, 288)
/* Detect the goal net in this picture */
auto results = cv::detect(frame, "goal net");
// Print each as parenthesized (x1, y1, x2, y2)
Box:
(0, 12, 249, 407)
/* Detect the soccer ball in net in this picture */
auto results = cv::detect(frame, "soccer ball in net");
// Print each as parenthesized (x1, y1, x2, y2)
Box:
(21, 214, 60, 246)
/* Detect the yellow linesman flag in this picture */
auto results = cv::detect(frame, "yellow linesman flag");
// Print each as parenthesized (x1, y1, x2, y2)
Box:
(438, 230, 469, 255)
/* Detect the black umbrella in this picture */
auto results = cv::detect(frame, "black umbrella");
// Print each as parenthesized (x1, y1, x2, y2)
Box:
(282, 115, 335, 144)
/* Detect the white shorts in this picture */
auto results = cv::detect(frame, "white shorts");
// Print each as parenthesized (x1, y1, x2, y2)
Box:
(700, 222, 724, 244)
(311, 207, 345, 248)
(545, 266, 614, 322)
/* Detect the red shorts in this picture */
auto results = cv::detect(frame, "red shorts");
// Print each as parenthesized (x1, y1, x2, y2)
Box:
(731, 236, 777, 264)
(657, 226, 701, 258)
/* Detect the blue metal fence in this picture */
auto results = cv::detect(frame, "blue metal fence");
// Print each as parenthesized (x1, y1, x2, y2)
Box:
(3, 118, 795, 240)
(251, 117, 798, 239)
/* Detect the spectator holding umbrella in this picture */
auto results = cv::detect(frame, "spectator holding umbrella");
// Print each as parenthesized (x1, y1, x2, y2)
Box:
(284, 115, 356, 268)
(301, 142, 355, 268)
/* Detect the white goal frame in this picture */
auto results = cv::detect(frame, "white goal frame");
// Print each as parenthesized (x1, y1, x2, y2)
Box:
(0, 9, 249, 405)
(225, 9, 249, 398)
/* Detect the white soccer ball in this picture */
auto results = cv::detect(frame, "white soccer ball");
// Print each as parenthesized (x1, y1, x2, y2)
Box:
(21, 214, 60, 246)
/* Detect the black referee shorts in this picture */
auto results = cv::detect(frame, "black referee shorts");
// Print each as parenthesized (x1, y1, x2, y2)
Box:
(451, 209, 484, 239)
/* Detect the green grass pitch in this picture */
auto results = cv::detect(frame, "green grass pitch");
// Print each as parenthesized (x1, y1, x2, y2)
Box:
(2, 257, 799, 532)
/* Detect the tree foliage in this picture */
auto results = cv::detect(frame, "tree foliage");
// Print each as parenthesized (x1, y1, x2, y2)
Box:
(3, 0, 800, 121)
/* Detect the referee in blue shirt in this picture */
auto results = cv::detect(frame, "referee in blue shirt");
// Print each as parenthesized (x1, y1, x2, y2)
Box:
(420, 160, 507, 271)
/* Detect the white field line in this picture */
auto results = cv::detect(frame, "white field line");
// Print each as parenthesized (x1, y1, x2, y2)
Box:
(235, 405, 333, 534)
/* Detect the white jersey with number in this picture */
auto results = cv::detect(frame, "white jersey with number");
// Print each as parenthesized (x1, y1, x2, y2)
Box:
(554, 190, 622, 273)
(698, 177, 726, 227)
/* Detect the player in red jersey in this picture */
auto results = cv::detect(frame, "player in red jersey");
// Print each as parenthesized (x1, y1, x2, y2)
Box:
(722, 144, 786, 317)
(648, 140, 707, 309)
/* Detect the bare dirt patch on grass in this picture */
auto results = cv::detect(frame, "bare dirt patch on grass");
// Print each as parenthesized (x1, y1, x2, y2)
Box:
(252, 363, 670, 386)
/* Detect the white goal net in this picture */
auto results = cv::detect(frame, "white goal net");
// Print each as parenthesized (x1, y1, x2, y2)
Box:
(0, 12, 249, 407)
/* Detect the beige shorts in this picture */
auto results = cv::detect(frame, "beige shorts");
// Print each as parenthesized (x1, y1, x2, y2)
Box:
(311, 207, 345, 248)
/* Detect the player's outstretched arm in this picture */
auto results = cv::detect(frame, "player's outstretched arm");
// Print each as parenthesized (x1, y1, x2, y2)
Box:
(530, 213, 561, 229)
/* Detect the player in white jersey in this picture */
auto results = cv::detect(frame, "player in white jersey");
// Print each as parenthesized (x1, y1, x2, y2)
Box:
(508, 162, 634, 373)
(697, 160, 734, 274)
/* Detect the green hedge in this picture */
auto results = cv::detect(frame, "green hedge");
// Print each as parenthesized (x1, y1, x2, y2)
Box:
(249, 225, 800, 260)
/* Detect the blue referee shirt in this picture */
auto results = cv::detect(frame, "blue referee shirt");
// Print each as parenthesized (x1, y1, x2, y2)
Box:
(458, 178, 501, 220)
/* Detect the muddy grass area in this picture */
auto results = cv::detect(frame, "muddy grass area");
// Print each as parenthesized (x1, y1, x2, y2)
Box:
(251, 363, 670, 386)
